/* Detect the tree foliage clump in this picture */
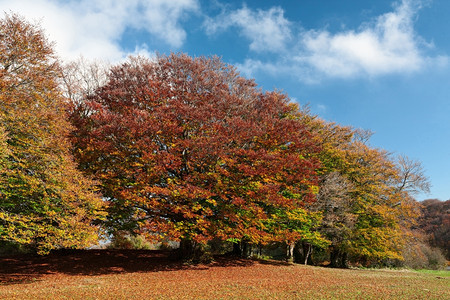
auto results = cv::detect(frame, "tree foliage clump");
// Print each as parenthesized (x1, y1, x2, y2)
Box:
(400, 229, 447, 270)
(0, 14, 105, 254)
(70, 54, 323, 257)
(303, 117, 430, 267)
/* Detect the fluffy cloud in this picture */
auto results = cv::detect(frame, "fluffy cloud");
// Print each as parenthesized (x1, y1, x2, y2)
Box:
(225, 0, 447, 81)
(0, 0, 199, 61)
(3, 0, 446, 81)
(298, 0, 424, 77)
(204, 5, 291, 53)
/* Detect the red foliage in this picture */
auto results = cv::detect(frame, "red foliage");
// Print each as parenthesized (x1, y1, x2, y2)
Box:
(71, 54, 320, 246)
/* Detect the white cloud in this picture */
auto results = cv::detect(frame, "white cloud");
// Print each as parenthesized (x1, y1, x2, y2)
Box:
(317, 104, 327, 112)
(131, 43, 157, 59)
(204, 5, 291, 53)
(236, 57, 322, 84)
(0, 0, 199, 62)
(230, 0, 448, 82)
(236, 59, 279, 79)
(133, 0, 199, 48)
(298, 0, 425, 77)
(3, 0, 446, 81)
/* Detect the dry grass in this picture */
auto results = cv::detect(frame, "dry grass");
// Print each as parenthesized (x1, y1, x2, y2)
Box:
(0, 250, 448, 299)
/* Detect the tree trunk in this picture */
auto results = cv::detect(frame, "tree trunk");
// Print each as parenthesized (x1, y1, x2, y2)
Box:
(330, 248, 340, 268)
(232, 242, 242, 256)
(293, 241, 303, 263)
(177, 239, 212, 263)
(286, 242, 295, 263)
(303, 242, 312, 265)
(330, 247, 348, 268)
(340, 251, 348, 268)
(231, 240, 252, 258)
(242, 240, 249, 258)
(178, 238, 195, 260)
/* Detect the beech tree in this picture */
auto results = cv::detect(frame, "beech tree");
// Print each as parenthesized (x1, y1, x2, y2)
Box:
(60, 57, 109, 105)
(343, 142, 406, 264)
(309, 171, 355, 266)
(395, 155, 431, 195)
(0, 14, 104, 254)
(71, 54, 321, 258)
(304, 116, 427, 267)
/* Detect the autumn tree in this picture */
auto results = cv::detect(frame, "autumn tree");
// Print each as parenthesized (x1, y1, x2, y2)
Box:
(343, 141, 406, 265)
(60, 57, 109, 105)
(0, 14, 104, 254)
(417, 199, 450, 260)
(70, 53, 321, 259)
(401, 231, 447, 269)
(308, 171, 355, 266)
(303, 115, 428, 267)
(395, 155, 431, 195)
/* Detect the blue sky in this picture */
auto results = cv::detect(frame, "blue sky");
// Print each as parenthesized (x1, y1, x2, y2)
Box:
(1, 0, 449, 200)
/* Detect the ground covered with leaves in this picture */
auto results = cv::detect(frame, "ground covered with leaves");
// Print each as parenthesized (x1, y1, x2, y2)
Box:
(0, 250, 448, 299)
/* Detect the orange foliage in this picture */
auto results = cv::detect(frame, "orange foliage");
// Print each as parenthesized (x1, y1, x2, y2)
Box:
(0, 14, 105, 254)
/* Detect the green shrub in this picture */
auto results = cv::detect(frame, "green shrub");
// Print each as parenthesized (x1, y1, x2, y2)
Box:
(0, 240, 31, 256)
(108, 232, 156, 250)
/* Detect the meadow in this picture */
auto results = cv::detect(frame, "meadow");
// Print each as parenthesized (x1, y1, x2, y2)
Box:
(1, 250, 448, 299)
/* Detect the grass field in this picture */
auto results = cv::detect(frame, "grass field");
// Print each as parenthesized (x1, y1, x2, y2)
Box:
(1, 250, 448, 299)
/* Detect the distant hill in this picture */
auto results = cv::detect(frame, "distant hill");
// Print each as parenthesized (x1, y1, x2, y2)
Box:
(418, 199, 450, 260)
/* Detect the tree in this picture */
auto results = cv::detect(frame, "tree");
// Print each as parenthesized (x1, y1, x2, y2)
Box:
(343, 141, 405, 264)
(0, 14, 105, 254)
(417, 199, 450, 260)
(70, 53, 321, 259)
(304, 117, 426, 267)
(395, 155, 431, 195)
(60, 57, 109, 105)
(310, 171, 356, 267)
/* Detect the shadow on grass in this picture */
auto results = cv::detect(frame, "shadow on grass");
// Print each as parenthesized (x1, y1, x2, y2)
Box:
(0, 249, 275, 285)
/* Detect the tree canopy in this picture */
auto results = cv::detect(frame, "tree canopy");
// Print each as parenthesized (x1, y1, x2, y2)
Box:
(70, 54, 322, 256)
(0, 14, 104, 254)
(1, 13, 441, 268)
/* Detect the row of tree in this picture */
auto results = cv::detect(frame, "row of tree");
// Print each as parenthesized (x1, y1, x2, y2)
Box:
(0, 14, 445, 268)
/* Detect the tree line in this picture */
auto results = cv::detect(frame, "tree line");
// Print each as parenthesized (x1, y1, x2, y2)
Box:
(0, 14, 446, 268)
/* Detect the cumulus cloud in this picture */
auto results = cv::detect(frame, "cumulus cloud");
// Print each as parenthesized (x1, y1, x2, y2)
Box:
(236, 57, 319, 84)
(204, 5, 291, 53)
(133, 0, 199, 48)
(2, 0, 446, 81)
(298, 0, 425, 77)
(227, 0, 447, 81)
(0, 0, 199, 61)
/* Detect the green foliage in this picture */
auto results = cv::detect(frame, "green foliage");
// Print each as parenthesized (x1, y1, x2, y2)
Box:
(266, 207, 329, 249)
(108, 232, 155, 250)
